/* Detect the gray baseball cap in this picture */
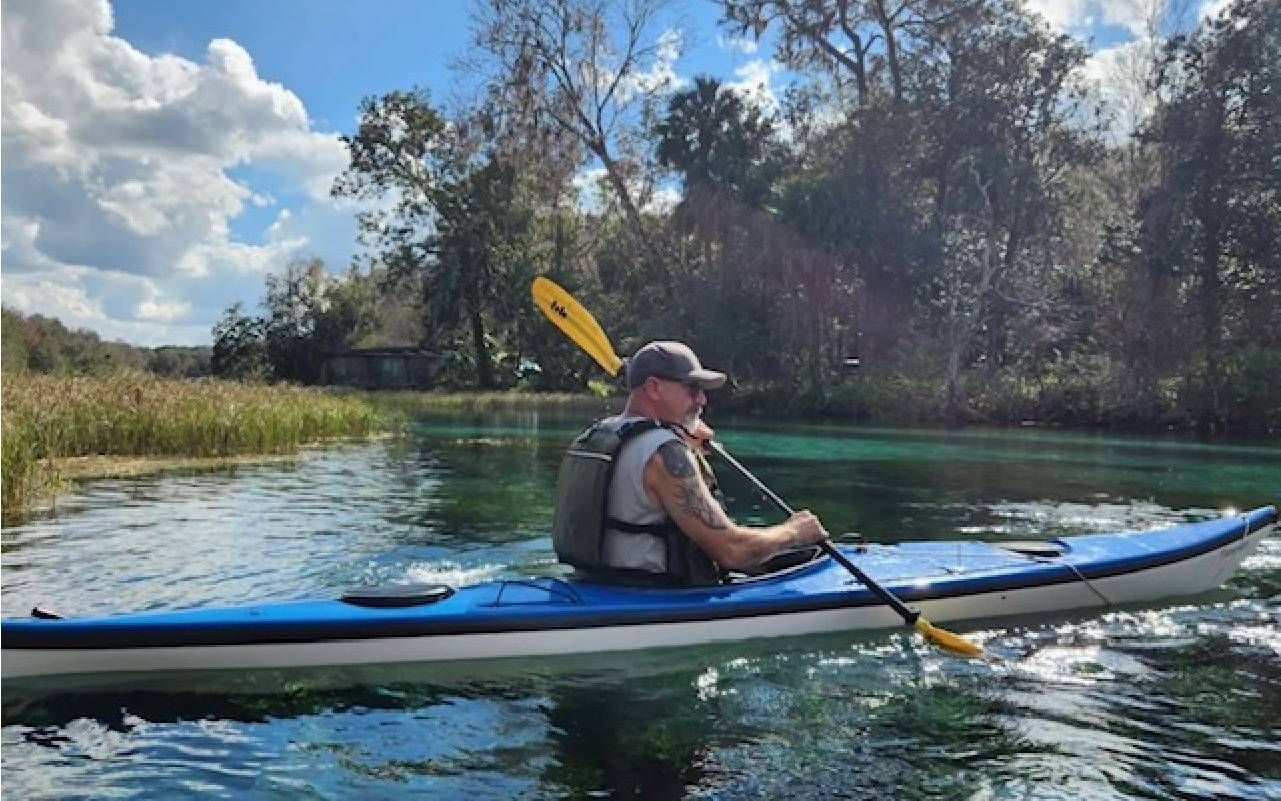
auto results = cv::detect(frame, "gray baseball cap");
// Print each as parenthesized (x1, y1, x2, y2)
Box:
(626, 341, 727, 390)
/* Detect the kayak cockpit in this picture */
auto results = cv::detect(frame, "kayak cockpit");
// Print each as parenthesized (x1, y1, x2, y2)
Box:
(339, 584, 454, 608)
(995, 540, 1069, 558)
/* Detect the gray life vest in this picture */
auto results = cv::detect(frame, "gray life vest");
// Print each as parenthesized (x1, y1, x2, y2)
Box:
(551, 418, 722, 586)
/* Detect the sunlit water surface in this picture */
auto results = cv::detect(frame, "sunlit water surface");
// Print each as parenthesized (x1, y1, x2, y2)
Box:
(3, 413, 1279, 799)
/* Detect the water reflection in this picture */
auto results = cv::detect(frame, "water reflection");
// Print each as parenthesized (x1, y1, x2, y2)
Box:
(540, 672, 718, 797)
(0, 641, 1026, 799)
(2, 656, 723, 798)
(4, 622, 1279, 798)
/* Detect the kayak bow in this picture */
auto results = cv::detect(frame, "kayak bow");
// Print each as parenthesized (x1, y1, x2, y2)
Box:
(3, 507, 1274, 686)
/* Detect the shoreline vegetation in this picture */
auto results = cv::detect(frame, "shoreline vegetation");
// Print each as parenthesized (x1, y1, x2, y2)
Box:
(1, 374, 403, 520)
(359, 389, 614, 415)
(0, 375, 621, 520)
(6, 371, 1274, 521)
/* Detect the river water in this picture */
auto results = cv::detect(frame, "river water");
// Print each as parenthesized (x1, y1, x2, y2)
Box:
(3, 412, 1279, 799)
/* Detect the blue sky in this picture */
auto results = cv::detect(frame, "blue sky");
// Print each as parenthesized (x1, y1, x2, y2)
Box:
(1, 0, 1224, 346)
(107, 0, 763, 249)
(117, 1, 462, 248)
(112, 1, 470, 134)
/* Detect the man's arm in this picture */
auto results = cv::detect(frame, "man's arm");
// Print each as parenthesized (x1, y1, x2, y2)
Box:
(644, 439, 827, 571)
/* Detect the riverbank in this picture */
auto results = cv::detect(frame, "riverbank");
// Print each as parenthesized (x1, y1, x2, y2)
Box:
(1, 374, 402, 519)
(361, 390, 613, 414)
(378, 379, 1278, 435)
(707, 371, 1279, 436)
(5, 374, 1270, 522)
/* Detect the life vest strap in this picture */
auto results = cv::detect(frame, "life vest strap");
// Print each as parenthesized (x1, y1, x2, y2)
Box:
(605, 516, 678, 535)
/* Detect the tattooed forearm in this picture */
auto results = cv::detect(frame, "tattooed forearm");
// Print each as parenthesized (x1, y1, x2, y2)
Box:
(676, 477, 729, 530)
(658, 440, 696, 478)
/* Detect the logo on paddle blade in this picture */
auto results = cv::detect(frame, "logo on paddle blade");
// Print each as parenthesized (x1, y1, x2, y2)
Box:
(550, 300, 569, 319)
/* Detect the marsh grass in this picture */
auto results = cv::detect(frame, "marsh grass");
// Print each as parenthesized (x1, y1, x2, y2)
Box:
(2, 373, 401, 516)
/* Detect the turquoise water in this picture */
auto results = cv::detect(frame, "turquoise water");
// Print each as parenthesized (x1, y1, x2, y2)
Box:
(3, 412, 1279, 799)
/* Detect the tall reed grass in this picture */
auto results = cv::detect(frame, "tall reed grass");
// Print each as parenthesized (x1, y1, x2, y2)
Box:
(2, 373, 401, 515)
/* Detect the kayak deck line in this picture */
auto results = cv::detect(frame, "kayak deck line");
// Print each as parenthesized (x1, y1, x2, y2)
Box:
(2, 507, 1275, 683)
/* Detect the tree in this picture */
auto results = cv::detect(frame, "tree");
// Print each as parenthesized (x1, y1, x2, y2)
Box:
(210, 262, 415, 384)
(210, 303, 268, 380)
(147, 347, 212, 377)
(920, 6, 1104, 417)
(0, 310, 146, 375)
(1136, 0, 1281, 429)
(721, 0, 986, 108)
(472, 0, 680, 292)
(259, 258, 365, 384)
(427, 159, 528, 389)
(651, 75, 842, 387)
(655, 76, 784, 212)
(333, 89, 541, 388)
(1, 309, 29, 373)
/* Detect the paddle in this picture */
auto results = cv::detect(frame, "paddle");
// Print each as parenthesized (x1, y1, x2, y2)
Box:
(532, 277, 624, 377)
(706, 441, 983, 657)
(529, 277, 984, 658)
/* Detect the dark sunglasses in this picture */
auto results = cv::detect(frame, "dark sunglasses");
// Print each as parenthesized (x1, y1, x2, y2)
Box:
(655, 376, 704, 394)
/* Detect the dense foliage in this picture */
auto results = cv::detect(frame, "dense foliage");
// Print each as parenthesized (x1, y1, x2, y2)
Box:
(1, 308, 210, 378)
(207, 0, 1277, 433)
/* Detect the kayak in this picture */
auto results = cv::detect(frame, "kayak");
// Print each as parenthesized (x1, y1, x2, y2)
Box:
(3, 507, 1274, 685)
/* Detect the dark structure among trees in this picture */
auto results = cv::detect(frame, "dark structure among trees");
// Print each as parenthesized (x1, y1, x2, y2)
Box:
(322, 348, 442, 389)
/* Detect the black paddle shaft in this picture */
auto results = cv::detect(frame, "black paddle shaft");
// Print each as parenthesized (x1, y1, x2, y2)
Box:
(707, 441, 921, 626)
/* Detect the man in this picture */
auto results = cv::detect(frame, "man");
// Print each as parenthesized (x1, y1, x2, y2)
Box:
(552, 341, 828, 585)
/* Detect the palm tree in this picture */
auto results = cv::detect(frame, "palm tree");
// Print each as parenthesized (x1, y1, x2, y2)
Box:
(654, 76, 782, 211)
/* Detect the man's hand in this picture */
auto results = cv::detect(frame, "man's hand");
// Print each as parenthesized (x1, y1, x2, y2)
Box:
(782, 510, 829, 545)
(683, 420, 715, 454)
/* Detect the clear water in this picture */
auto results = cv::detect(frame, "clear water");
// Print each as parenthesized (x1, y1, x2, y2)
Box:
(3, 411, 1279, 799)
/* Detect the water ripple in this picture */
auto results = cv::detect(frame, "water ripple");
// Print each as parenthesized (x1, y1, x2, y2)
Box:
(3, 423, 1279, 799)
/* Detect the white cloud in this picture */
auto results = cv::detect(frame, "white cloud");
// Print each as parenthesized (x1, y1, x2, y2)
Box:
(726, 59, 782, 113)
(249, 129, 350, 201)
(716, 33, 758, 55)
(619, 28, 687, 100)
(1200, 0, 1233, 22)
(5, 278, 104, 326)
(137, 298, 192, 323)
(1024, 0, 1149, 38)
(645, 185, 681, 214)
(1, 214, 259, 344)
(1079, 37, 1163, 140)
(1, 0, 356, 345)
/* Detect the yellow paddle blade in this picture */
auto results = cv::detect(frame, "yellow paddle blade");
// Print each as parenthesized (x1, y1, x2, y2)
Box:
(915, 617, 984, 658)
(531, 277, 624, 377)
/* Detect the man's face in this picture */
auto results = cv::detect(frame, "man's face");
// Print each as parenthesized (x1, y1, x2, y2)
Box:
(649, 377, 707, 431)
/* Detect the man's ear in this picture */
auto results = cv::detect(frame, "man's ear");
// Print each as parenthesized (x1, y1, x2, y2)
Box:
(641, 377, 662, 401)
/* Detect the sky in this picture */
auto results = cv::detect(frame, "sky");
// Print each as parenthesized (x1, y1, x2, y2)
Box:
(0, 0, 1231, 347)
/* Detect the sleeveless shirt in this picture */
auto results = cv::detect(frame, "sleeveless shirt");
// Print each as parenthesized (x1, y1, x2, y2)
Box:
(600, 415, 679, 573)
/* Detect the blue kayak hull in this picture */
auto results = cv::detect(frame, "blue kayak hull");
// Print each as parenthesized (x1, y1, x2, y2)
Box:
(3, 507, 1274, 682)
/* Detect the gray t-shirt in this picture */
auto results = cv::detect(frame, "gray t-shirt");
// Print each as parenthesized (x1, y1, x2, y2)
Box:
(600, 415, 680, 573)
